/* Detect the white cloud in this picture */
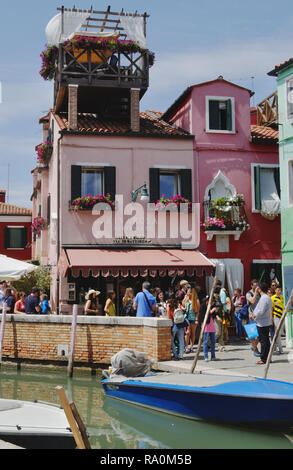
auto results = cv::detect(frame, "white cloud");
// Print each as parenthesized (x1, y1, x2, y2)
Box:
(146, 35, 293, 107)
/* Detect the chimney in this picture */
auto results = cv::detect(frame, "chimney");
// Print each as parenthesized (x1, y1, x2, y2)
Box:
(0, 190, 6, 203)
(68, 84, 79, 130)
(130, 88, 140, 133)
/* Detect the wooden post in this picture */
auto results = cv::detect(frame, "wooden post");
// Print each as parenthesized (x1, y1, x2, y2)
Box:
(56, 386, 90, 449)
(0, 302, 7, 366)
(190, 277, 218, 374)
(67, 304, 78, 377)
(263, 288, 293, 379)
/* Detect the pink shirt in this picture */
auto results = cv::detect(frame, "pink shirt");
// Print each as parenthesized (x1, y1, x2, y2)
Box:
(205, 316, 216, 333)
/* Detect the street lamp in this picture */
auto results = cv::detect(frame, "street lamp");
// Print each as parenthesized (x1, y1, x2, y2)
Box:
(132, 182, 149, 202)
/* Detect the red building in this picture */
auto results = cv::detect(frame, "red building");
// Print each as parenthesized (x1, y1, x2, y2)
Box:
(161, 77, 280, 295)
(0, 190, 32, 261)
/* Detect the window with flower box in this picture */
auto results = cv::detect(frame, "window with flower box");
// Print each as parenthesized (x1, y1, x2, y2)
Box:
(149, 168, 192, 204)
(71, 165, 116, 208)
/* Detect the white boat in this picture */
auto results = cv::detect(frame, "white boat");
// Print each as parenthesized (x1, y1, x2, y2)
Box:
(0, 398, 76, 449)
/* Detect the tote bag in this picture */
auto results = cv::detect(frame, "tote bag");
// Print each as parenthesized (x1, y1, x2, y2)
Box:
(244, 322, 259, 339)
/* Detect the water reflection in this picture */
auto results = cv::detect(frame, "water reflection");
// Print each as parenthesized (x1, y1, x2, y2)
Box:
(0, 367, 293, 449)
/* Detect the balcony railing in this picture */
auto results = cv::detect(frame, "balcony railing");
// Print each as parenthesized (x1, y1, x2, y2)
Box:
(202, 197, 249, 235)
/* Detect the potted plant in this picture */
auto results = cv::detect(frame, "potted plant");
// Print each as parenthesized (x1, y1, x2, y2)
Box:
(155, 194, 192, 211)
(201, 217, 226, 230)
(32, 216, 47, 235)
(36, 141, 53, 165)
(71, 193, 115, 210)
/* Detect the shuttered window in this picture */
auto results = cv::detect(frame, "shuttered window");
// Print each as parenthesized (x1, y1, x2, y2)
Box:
(149, 168, 192, 203)
(71, 165, 116, 202)
(207, 97, 234, 132)
(254, 165, 280, 212)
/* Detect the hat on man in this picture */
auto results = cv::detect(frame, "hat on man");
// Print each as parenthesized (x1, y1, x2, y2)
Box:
(85, 289, 100, 300)
(179, 280, 189, 287)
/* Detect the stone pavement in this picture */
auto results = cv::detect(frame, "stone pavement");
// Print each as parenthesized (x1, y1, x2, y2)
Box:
(154, 336, 293, 383)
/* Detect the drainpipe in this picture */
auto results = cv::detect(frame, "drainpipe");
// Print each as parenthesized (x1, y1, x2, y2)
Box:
(56, 131, 64, 315)
(195, 148, 200, 203)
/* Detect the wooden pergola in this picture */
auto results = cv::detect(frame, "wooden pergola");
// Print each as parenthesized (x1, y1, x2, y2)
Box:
(54, 6, 151, 114)
(256, 91, 278, 127)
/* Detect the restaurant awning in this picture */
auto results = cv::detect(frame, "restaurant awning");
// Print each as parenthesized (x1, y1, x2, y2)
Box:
(59, 248, 215, 278)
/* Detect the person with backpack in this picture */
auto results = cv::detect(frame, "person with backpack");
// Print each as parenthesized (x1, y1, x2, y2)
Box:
(121, 288, 136, 316)
(246, 279, 261, 357)
(167, 298, 188, 360)
(133, 282, 156, 317)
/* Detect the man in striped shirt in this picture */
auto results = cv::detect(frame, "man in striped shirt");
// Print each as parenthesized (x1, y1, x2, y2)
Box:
(271, 285, 284, 354)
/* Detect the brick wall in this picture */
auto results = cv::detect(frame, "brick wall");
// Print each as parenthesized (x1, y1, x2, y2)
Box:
(0, 315, 172, 365)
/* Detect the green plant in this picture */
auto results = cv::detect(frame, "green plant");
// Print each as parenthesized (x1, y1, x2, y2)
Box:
(12, 265, 51, 296)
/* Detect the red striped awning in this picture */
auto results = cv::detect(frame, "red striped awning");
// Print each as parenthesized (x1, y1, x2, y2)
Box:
(58, 248, 215, 278)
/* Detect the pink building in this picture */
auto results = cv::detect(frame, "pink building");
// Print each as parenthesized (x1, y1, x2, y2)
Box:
(33, 108, 217, 313)
(162, 76, 280, 295)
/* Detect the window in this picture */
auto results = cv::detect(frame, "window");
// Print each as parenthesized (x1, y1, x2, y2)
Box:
(287, 78, 293, 120)
(253, 165, 280, 213)
(71, 165, 116, 202)
(149, 168, 192, 203)
(206, 96, 235, 133)
(81, 167, 103, 197)
(159, 172, 180, 199)
(4, 227, 27, 249)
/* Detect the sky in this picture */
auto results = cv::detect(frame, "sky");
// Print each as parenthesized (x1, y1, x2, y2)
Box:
(0, 0, 292, 208)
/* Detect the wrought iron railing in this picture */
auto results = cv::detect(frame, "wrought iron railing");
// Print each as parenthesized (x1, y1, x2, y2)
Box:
(202, 199, 249, 231)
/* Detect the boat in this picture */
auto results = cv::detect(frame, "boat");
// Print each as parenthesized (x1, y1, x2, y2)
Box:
(102, 372, 293, 428)
(0, 398, 76, 449)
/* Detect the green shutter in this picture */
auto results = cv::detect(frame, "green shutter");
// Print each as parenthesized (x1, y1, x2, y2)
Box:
(71, 165, 81, 201)
(226, 99, 232, 131)
(180, 169, 192, 202)
(47, 195, 51, 226)
(255, 165, 261, 210)
(149, 168, 160, 203)
(104, 166, 116, 201)
(209, 100, 220, 130)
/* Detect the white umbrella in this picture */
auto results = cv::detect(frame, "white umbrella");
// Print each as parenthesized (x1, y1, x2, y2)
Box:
(0, 255, 37, 281)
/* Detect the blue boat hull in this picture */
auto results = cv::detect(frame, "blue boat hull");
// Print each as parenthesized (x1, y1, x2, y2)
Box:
(102, 374, 293, 427)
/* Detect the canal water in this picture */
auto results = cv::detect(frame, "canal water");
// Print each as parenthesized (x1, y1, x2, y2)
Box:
(1, 366, 293, 449)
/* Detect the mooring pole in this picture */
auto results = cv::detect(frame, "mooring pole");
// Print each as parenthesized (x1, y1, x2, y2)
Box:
(0, 302, 7, 366)
(67, 304, 78, 377)
(263, 288, 293, 379)
(190, 276, 218, 374)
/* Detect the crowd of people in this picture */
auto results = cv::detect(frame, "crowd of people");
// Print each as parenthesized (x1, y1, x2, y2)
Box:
(0, 281, 51, 315)
(1, 275, 284, 365)
(85, 277, 283, 363)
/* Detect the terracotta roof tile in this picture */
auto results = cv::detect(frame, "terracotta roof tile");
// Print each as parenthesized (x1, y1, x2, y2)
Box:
(53, 111, 192, 138)
(0, 202, 32, 216)
(250, 125, 278, 144)
(268, 58, 293, 76)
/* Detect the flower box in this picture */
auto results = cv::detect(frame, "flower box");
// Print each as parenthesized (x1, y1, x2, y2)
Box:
(155, 195, 192, 212)
(70, 194, 115, 210)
